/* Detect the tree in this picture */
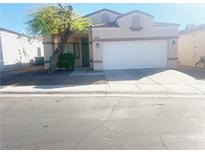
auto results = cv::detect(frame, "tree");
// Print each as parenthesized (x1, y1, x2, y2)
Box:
(26, 4, 92, 73)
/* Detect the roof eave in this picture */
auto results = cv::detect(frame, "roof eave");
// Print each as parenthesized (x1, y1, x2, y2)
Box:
(153, 22, 180, 27)
(115, 10, 154, 23)
(84, 8, 122, 18)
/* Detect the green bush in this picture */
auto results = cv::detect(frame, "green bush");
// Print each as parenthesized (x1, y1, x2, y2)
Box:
(34, 57, 44, 65)
(57, 53, 75, 70)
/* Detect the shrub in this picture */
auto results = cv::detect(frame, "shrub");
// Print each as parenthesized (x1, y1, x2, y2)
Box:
(34, 57, 44, 65)
(57, 53, 75, 70)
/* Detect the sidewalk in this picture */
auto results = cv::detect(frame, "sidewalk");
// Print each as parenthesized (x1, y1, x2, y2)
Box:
(1, 82, 205, 96)
(1, 67, 205, 96)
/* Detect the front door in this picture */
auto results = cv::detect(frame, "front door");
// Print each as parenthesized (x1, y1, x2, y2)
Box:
(82, 38, 90, 67)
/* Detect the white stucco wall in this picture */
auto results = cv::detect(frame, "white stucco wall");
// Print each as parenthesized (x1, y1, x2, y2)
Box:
(178, 29, 205, 67)
(0, 31, 44, 71)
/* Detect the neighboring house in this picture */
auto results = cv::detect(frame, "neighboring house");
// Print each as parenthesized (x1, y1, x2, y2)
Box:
(0, 28, 44, 71)
(178, 24, 205, 68)
(43, 8, 179, 70)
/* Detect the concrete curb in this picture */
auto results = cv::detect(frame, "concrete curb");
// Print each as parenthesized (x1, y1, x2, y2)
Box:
(1, 90, 204, 96)
(1, 82, 204, 96)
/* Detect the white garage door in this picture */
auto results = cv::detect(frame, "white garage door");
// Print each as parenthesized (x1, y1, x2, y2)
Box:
(102, 40, 168, 70)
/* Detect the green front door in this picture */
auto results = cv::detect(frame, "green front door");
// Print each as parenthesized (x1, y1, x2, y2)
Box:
(82, 38, 90, 67)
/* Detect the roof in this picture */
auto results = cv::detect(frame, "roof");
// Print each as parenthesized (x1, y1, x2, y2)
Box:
(0, 27, 43, 40)
(84, 8, 122, 17)
(92, 22, 119, 28)
(84, 9, 179, 27)
(180, 24, 205, 34)
(115, 10, 154, 22)
(0, 28, 26, 37)
(153, 22, 180, 26)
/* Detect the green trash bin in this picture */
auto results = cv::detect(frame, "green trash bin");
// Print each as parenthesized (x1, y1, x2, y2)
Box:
(34, 57, 44, 65)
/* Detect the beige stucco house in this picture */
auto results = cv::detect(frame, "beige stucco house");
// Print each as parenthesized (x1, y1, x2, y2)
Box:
(43, 8, 179, 70)
(178, 24, 205, 68)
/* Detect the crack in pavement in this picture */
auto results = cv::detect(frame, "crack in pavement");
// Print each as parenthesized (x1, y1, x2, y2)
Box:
(186, 84, 205, 95)
(72, 125, 103, 149)
(72, 100, 120, 149)
(102, 125, 119, 133)
(147, 77, 168, 91)
(160, 135, 168, 150)
(105, 81, 111, 94)
(134, 84, 141, 90)
(104, 72, 111, 94)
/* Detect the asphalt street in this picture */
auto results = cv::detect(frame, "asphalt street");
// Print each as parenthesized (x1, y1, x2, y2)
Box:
(0, 96, 205, 150)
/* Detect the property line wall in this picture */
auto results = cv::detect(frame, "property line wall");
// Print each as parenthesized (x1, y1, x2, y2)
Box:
(178, 29, 205, 67)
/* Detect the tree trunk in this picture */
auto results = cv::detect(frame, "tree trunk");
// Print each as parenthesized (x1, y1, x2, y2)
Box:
(48, 30, 73, 73)
(48, 50, 61, 73)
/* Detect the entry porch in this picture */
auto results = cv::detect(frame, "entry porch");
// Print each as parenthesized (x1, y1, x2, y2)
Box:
(43, 32, 93, 70)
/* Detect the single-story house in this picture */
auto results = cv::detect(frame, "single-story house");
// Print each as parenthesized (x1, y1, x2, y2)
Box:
(0, 28, 44, 71)
(43, 8, 179, 70)
(178, 24, 205, 68)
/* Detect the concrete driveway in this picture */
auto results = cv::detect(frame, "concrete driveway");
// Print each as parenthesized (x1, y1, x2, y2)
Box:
(104, 68, 204, 84)
(104, 68, 205, 95)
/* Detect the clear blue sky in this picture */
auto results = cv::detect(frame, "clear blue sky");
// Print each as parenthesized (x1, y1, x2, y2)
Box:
(0, 3, 205, 34)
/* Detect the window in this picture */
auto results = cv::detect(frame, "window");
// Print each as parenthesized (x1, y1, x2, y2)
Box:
(23, 48, 27, 57)
(37, 47, 41, 56)
(73, 43, 80, 59)
(64, 43, 80, 59)
(18, 49, 22, 61)
(64, 43, 73, 54)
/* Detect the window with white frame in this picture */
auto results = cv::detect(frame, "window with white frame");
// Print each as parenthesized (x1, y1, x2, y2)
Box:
(37, 47, 41, 57)
(64, 43, 80, 59)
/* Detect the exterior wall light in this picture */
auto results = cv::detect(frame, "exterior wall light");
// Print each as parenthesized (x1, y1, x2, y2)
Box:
(96, 42, 100, 48)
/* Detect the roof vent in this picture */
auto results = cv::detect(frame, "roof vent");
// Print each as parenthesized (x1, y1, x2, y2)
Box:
(129, 15, 143, 31)
(101, 13, 110, 24)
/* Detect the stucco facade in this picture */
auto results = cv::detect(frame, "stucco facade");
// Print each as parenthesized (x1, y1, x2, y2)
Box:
(43, 8, 179, 70)
(91, 10, 179, 70)
(0, 29, 44, 71)
(178, 25, 205, 68)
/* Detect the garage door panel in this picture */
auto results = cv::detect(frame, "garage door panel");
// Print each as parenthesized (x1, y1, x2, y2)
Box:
(103, 40, 167, 70)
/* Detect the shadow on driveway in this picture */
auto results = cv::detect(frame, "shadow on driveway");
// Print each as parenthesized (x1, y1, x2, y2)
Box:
(0, 67, 165, 87)
(0, 66, 106, 87)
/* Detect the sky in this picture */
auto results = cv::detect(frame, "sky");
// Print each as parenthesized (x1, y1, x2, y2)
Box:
(0, 3, 205, 34)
